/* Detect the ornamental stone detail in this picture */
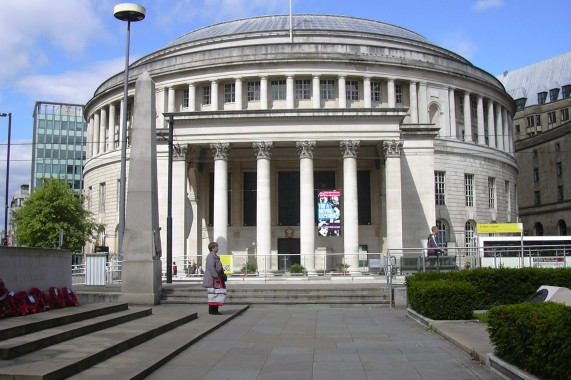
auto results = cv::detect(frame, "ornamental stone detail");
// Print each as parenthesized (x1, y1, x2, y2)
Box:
(382, 140, 404, 158)
(296, 141, 316, 159)
(253, 141, 273, 159)
(210, 142, 230, 160)
(340, 140, 360, 158)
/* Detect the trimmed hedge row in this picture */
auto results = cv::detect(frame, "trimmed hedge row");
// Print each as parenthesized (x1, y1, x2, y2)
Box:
(487, 302, 571, 380)
(405, 268, 571, 310)
(408, 280, 476, 320)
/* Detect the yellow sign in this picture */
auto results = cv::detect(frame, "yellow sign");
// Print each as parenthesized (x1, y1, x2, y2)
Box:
(219, 255, 233, 274)
(476, 223, 523, 234)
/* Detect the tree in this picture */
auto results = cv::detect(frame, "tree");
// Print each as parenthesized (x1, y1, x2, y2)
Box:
(11, 178, 102, 251)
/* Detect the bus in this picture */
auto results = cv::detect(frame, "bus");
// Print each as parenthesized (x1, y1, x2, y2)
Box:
(478, 236, 571, 268)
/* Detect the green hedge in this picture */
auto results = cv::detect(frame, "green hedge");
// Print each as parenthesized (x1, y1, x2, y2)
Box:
(487, 302, 571, 380)
(408, 280, 477, 320)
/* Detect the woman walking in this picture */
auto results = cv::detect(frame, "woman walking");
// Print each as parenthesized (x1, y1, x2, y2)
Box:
(202, 241, 226, 315)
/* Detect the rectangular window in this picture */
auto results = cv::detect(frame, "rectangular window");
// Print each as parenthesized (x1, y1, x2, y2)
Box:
(224, 83, 235, 103)
(548, 111, 556, 124)
(465, 174, 474, 207)
(562, 85, 571, 99)
(278, 171, 300, 226)
(271, 80, 286, 100)
(536, 115, 541, 126)
(99, 183, 105, 213)
(395, 84, 403, 104)
(558, 186, 564, 201)
(346, 80, 359, 100)
(471, 99, 478, 118)
(515, 124, 521, 133)
(247, 81, 260, 101)
(561, 108, 569, 121)
(358, 170, 371, 225)
(320, 79, 335, 100)
(295, 79, 311, 100)
(435, 171, 446, 206)
(556, 162, 562, 177)
(534, 168, 539, 182)
(243, 172, 257, 226)
(371, 82, 381, 102)
(549, 88, 560, 102)
(535, 191, 541, 205)
(526, 116, 535, 127)
(183, 89, 189, 108)
(537, 92, 547, 104)
(488, 177, 496, 209)
(202, 86, 211, 105)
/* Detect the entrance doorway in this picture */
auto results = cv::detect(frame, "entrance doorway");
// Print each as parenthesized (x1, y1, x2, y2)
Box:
(277, 238, 300, 271)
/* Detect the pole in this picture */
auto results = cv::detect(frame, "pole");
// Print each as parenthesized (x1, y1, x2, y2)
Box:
(3, 113, 11, 245)
(166, 116, 174, 283)
(118, 20, 131, 259)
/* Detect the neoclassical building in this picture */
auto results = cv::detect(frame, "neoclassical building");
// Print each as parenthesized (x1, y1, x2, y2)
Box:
(83, 15, 517, 272)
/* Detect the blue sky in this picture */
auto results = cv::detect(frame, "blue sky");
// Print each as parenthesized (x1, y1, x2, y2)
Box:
(0, 0, 569, 229)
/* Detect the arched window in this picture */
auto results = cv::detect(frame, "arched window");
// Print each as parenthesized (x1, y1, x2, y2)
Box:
(534, 222, 544, 236)
(436, 219, 448, 247)
(558, 220, 567, 236)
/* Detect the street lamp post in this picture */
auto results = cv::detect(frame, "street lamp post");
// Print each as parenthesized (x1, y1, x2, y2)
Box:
(0, 112, 11, 246)
(114, 3, 146, 258)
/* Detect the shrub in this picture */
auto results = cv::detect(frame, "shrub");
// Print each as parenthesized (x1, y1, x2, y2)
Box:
(241, 262, 257, 273)
(336, 263, 350, 273)
(487, 302, 571, 380)
(408, 279, 477, 320)
(289, 264, 305, 274)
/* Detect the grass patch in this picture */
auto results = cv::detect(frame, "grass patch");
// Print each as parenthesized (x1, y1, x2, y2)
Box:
(473, 311, 489, 323)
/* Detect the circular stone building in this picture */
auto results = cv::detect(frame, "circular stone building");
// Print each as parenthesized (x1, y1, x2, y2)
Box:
(84, 14, 517, 273)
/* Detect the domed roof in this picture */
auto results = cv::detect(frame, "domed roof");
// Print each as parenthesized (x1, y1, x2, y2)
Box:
(164, 14, 432, 48)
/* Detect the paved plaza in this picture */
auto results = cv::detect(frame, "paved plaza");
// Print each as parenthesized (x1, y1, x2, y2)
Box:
(147, 306, 501, 380)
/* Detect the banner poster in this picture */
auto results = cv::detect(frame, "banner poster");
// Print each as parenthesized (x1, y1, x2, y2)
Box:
(219, 255, 233, 274)
(317, 190, 341, 237)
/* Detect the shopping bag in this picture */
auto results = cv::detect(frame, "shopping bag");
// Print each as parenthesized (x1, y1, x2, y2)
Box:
(207, 278, 226, 306)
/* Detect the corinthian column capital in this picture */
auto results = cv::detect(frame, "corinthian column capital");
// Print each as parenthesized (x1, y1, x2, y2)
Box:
(253, 141, 273, 159)
(382, 140, 404, 158)
(210, 142, 230, 160)
(340, 140, 360, 158)
(296, 141, 316, 159)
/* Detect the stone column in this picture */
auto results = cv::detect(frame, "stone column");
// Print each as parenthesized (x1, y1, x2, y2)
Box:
(338, 75, 346, 108)
(260, 76, 268, 110)
(100, 107, 108, 153)
(363, 76, 372, 108)
(487, 100, 496, 148)
(86, 116, 93, 158)
(495, 103, 503, 150)
(387, 79, 396, 108)
(172, 147, 188, 262)
(93, 111, 100, 156)
(477, 96, 486, 145)
(418, 82, 427, 123)
(502, 107, 509, 152)
(210, 143, 230, 254)
(188, 83, 196, 112)
(108, 103, 116, 151)
(312, 75, 321, 109)
(409, 81, 418, 123)
(340, 140, 360, 274)
(211, 80, 219, 111)
(286, 76, 294, 109)
(449, 88, 457, 138)
(383, 140, 404, 249)
(253, 142, 273, 274)
(297, 141, 316, 274)
(168, 87, 175, 113)
(235, 78, 243, 110)
(463, 92, 473, 143)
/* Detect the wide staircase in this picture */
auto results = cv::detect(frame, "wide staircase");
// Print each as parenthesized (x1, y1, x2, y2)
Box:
(0, 302, 248, 379)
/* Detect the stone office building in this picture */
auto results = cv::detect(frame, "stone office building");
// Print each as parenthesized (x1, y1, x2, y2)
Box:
(83, 14, 517, 272)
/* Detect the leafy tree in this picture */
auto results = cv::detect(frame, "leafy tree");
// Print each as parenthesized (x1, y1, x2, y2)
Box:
(11, 178, 102, 251)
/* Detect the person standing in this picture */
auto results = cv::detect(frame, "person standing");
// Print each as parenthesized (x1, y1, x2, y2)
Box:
(427, 226, 443, 257)
(202, 242, 225, 315)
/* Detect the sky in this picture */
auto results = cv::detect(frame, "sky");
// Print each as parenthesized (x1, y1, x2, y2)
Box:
(0, 0, 570, 230)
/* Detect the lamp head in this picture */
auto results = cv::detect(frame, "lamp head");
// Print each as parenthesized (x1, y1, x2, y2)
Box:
(0, 113, 8, 117)
(114, 3, 146, 22)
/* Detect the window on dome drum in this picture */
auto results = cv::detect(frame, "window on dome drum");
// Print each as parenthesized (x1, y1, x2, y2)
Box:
(549, 88, 560, 102)
(537, 92, 547, 104)
(533, 168, 539, 182)
(224, 83, 235, 103)
(271, 80, 286, 100)
(488, 177, 496, 209)
(535, 115, 541, 126)
(558, 186, 564, 202)
(556, 162, 562, 177)
(247, 81, 260, 101)
(320, 79, 335, 100)
(99, 183, 105, 214)
(371, 82, 381, 102)
(526, 116, 534, 127)
(563, 85, 571, 99)
(471, 99, 477, 118)
(561, 108, 569, 121)
(535, 191, 541, 205)
(434, 171, 445, 206)
(548, 111, 556, 124)
(183, 89, 189, 108)
(202, 86, 211, 105)
(346, 81, 359, 101)
(295, 79, 311, 100)
(464, 174, 474, 207)
(395, 84, 403, 104)
(515, 98, 526, 111)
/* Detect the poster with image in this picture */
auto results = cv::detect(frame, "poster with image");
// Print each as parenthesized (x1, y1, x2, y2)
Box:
(317, 190, 341, 237)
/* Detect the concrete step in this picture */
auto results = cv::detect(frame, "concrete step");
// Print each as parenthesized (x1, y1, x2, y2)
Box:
(67, 305, 250, 380)
(0, 307, 152, 359)
(0, 307, 197, 380)
(0, 302, 129, 341)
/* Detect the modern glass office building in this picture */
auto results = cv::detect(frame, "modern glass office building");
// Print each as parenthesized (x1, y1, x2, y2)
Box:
(31, 101, 86, 193)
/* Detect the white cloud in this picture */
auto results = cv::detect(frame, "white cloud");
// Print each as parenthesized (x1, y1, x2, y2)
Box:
(15, 58, 126, 105)
(472, 0, 503, 11)
(439, 33, 478, 60)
